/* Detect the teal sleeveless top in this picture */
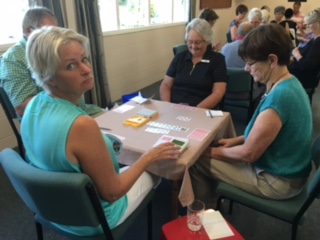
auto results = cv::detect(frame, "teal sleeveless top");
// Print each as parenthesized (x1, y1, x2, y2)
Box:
(244, 77, 312, 178)
(21, 92, 127, 236)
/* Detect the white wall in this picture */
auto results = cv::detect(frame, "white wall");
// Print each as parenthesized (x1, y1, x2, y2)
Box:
(103, 24, 186, 101)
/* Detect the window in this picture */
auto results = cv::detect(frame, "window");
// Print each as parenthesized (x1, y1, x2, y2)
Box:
(0, 0, 29, 44)
(98, 0, 189, 32)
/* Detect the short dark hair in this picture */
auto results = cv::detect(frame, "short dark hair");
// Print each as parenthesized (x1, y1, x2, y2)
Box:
(238, 24, 293, 66)
(274, 6, 285, 15)
(199, 8, 219, 22)
(236, 4, 248, 15)
(285, 8, 294, 19)
(294, 1, 301, 7)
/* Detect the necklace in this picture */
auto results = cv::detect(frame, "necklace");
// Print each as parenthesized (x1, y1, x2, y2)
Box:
(261, 71, 289, 100)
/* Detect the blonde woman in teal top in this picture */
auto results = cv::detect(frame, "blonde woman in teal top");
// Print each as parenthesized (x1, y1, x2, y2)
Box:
(190, 24, 313, 210)
(21, 26, 181, 236)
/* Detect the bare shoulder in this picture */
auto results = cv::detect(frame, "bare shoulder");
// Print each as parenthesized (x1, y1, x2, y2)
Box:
(71, 115, 101, 138)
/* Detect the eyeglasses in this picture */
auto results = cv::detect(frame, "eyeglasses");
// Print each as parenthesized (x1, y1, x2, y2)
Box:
(187, 40, 205, 46)
(245, 60, 258, 67)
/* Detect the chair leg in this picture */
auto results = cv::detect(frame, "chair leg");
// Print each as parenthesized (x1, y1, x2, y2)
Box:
(216, 196, 223, 210)
(35, 221, 43, 240)
(228, 200, 234, 214)
(147, 200, 153, 240)
(170, 180, 181, 219)
(291, 223, 298, 240)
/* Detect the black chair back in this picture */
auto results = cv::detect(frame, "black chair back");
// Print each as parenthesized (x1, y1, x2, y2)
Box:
(0, 87, 24, 159)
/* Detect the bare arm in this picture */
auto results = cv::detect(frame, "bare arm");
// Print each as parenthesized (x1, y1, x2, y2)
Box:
(230, 25, 238, 41)
(67, 116, 180, 203)
(206, 109, 282, 162)
(15, 96, 34, 117)
(159, 75, 174, 102)
(197, 82, 226, 109)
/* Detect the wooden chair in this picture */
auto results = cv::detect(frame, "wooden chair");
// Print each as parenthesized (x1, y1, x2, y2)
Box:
(0, 148, 154, 240)
(216, 135, 320, 240)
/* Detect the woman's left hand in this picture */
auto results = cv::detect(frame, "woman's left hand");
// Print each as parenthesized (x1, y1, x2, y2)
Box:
(292, 47, 302, 61)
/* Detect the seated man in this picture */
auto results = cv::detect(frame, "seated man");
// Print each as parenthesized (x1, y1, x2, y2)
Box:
(221, 21, 264, 100)
(0, 6, 102, 118)
(221, 21, 253, 68)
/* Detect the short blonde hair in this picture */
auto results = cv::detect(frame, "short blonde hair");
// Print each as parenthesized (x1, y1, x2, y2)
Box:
(26, 26, 90, 90)
(261, 9, 270, 24)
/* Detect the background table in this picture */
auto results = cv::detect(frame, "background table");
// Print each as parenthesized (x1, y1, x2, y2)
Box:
(95, 100, 236, 208)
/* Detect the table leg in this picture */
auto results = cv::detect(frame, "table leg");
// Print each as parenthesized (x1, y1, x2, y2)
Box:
(171, 180, 182, 219)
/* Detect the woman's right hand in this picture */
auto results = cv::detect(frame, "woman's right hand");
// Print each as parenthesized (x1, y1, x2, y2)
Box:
(142, 142, 181, 164)
(218, 137, 243, 148)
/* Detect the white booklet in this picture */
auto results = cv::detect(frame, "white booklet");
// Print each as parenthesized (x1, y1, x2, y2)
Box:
(202, 209, 234, 239)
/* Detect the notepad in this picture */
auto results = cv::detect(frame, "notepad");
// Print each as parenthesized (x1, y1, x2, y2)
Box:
(203, 209, 234, 239)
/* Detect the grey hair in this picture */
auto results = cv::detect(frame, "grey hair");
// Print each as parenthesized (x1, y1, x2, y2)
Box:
(248, 8, 263, 22)
(22, 6, 57, 37)
(185, 18, 213, 44)
(305, 8, 320, 25)
(26, 26, 90, 91)
(274, 6, 286, 15)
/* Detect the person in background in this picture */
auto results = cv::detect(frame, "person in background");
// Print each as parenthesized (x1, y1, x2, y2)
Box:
(270, 6, 285, 24)
(199, 8, 221, 51)
(261, 9, 270, 24)
(291, 1, 305, 28)
(289, 8, 320, 93)
(280, 8, 298, 45)
(221, 21, 264, 110)
(221, 22, 254, 68)
(160, 18, 227, 109)
(22, 25, 181, 236)
(248, 8, 263, 28)
(190, 24, 312, 210)
(0, 7, 102, 118)
(261, 5, 270, 13)
(280, 8, 297, 30)
(228, 4, 248, 42)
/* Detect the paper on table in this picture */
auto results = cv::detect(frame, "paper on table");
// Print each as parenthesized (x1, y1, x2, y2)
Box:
(206, 110, 223, 117)
(203, 209, 234, 240)
(112, 104, 135, 113)
(130, 92, 151, 104)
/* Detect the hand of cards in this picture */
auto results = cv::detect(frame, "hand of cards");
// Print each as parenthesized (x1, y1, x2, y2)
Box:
(153, 135, 189, 152)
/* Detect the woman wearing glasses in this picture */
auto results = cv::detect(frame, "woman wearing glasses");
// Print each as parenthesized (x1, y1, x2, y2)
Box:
(190, 24, 312, 209)
(289, 8, 320, 97)
(160, 18, 227, 109)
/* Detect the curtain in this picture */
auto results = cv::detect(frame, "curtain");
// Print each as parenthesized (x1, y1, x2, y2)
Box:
(28, 0, 66, 27)
(74, 0, 111, 108)
(189, 0, 196, 21)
